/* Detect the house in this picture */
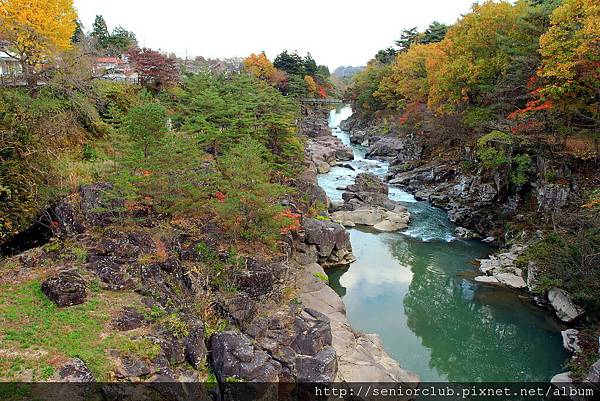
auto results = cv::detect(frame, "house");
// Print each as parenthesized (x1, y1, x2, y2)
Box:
(0, 41, 23, 83)
(93, 56, 138, 83)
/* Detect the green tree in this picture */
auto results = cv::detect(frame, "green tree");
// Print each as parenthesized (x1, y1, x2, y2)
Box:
(91, 15, 109, 49)
(274, 50, 305, 77)
(421, 21, 449, 44)
(395, 27, 420, 52)
(213, 140, 289, 243)
(106, 26, 137, 54)
(374, 47, 398, 64)
(126, 102, 167, 158)
(303, 53, 318, 76)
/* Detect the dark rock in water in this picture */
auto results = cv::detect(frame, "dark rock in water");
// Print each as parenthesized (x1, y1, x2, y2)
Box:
(41, 271, 86, 307)
(54, 183, 120, 236)
(112, 307, 145, 331)
(212, 330, 282, 383)
(347, 173, 388, 195)
(184, 322, 207, 369)
(119, 356, 151, 378)
(295, 346, 337, 383)
(56, 358, 96, 382)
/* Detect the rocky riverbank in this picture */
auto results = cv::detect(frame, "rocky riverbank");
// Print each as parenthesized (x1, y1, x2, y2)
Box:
(339, 111, 600, 389)
(0, 104, 419, 397)
(297, 104, 420, 384)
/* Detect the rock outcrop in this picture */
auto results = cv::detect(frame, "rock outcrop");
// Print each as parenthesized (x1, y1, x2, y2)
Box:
(308, 136, 353, 174)
(475, 245, 527, 289)
(297, 218, 355, 268)
(54, 358, 96, 382)
(41, 271, 87, 307)
(548, 287, 584, 323)
(331, 173, 411, 233)
(366, 134, 422, 162)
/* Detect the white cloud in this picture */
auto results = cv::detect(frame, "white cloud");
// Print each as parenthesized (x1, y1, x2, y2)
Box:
(74, 0, 477, 70)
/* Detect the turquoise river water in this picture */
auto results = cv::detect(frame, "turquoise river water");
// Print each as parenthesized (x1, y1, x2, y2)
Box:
(318, 106, 569, 382)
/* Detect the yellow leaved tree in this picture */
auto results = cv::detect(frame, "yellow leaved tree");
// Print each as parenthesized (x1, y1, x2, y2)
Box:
(0, 0, 77, 87)
(243, 52, 277, 81)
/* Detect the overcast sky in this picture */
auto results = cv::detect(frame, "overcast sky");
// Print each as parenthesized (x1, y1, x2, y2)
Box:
(74, 0, 477, 70)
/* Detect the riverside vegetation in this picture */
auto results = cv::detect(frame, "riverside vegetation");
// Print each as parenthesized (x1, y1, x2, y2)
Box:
(0, 0, 355, 390)
(344, 0, 599, 380)
(0, 0, 598, 392)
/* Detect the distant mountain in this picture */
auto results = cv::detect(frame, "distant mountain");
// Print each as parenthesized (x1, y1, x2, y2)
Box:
(332, 66, 365, 79)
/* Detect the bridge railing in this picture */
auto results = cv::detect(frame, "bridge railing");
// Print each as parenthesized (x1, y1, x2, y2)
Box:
(301, 98, 343, 104)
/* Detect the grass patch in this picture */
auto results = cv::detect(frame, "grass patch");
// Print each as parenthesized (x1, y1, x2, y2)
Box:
(313, 272, 329, 283)
(0, 279, 147, 380)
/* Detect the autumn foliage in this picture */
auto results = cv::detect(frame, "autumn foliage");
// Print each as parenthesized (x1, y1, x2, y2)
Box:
(127, 47, 179, 92)
(0, 0, 77, 86)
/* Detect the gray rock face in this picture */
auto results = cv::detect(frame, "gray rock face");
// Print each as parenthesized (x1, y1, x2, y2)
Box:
(366, 135, 422, 161)
(55, 358, 95, 382)
(112, 307, 145, 331)
(527, 261, 540, 293)
(157, 333, 186, 366)
(41, 271, 86, 307)
(235, 258, 287, 299)
(211, 331, 282, 382)
(86, 255, 134, 291)
(347, 173, 388, 195)
(561, 329, 581, 354)
(291, 308, 333, 356)
(295, 347, 337, 383)
(535, 182, 569, 212)
(548, 288, 584, 323)
(301, 218, 354, 267)
(183, 322, 207, 369)
(54, 183, 119, 235)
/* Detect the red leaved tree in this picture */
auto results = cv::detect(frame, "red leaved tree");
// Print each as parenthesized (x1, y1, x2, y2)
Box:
(127, 47, 179, 92)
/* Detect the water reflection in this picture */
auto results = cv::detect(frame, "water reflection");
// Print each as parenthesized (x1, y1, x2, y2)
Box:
(323, 106, 568, 382)
(329, 230, 568, 382)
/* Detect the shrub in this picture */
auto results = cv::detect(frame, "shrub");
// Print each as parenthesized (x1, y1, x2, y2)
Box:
(213, 140, 290, 243)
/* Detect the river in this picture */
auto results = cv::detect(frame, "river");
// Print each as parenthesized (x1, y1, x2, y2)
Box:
(318, 105, 568, 382)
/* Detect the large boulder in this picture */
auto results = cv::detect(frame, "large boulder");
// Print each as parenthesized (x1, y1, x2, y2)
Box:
(346, 173, 388, 195)
(331, 208, 409, 232)
(211, 331, 282, 383)
(54, 358, 95, 382)
(41, 271, 86, 307)
(295, 346, 337, 383)
(301, 218, 354, 267)
(561, 329, 581, 354)
(548, 287, 584, 323)
(366, 135, 422, 161)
